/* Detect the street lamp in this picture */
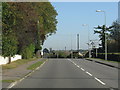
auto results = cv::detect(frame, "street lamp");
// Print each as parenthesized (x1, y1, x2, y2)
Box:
(96, 10, 107, 60)
(82, 24, 91, 58)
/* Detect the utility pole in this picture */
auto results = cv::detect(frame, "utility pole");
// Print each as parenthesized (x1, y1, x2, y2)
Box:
(77, 34, 79, 51)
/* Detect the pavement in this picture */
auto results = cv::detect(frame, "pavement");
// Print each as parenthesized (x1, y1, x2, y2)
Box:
(85, 58, 119, 69)
(2, 58, 44, 88)
(1, 58, 119, 89)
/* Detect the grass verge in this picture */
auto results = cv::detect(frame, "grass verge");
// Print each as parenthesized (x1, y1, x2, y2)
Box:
(2, 57, 39, 70)
(27, 59, 46, 70)
(2, 80, 16, 83)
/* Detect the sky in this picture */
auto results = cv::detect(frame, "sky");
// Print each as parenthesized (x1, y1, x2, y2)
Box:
(43, 2, 118, 50)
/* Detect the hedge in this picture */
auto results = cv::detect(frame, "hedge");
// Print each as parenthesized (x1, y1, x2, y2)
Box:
(96, 53, 120, 62)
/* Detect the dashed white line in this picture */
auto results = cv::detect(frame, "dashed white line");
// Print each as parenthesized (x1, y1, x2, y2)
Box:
(86, 71, 93, 76)
(74, 63, 77, 65)
(81, 68, 85, 71)
(94, 77, 106, 85)
(68, 59, 107, 86)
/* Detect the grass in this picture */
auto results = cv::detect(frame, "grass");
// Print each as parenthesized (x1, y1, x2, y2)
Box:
(27, 60, 46, 70)
(2, 80, 16, 83)
(2, 57, 39, 70)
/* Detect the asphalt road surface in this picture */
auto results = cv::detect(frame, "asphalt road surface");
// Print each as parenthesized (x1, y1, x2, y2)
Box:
(12, 59, 119, 89)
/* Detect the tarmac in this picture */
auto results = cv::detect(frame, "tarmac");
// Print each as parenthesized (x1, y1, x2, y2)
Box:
(1, 57, 119, 89)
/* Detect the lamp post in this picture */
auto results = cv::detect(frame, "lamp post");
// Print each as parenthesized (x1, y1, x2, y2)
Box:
(96, 10, 107, 60)
(82, 24, 91, 58)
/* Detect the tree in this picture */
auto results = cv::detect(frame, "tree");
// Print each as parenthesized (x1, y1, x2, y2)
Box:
(2, 2, 58, 60)
(108, 21, 120, 52)
(94, 25, 113, 52)
(2, 3, 18, 63)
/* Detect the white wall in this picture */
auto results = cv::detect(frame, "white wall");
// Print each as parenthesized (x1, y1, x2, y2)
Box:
(0, 55, 22, 65)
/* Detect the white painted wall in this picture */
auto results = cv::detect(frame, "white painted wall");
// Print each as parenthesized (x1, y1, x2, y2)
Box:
(0, 55, 22, 65)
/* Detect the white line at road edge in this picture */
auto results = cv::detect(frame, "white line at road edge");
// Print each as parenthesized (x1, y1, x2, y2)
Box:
(94, 77, 106, 85)
(7, 60, 48, 89)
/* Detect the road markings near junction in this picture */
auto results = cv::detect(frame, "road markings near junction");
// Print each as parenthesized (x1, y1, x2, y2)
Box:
(94, 77, 106, 85)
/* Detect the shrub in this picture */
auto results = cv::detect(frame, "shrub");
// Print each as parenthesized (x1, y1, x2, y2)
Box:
(21, 44, 35, 59)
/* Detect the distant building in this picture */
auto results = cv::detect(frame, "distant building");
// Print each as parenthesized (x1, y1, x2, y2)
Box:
(118, 1, 120, 23)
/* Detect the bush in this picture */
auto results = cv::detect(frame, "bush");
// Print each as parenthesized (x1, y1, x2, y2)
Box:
(21, 44, 35, 59)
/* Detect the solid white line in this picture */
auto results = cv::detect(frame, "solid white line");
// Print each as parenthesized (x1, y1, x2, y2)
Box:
(7, 60, 47, 89)
(86, 71, 93, 76)
(94, 77, 106, 85)
(36, 67, 39, 70)
(8, 82, 17, 88)
(19, 78, 24, 82)
(81, 68, 85, 71)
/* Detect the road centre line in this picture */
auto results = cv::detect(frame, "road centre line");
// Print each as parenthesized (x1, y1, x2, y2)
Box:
(94, 77, 106, 85)
(81, 68, 85, 71)
(86, 71, 93, 76)
(68, 59, 107, 86)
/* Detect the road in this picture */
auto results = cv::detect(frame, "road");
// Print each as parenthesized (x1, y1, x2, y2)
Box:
(12, 59, 118, 89)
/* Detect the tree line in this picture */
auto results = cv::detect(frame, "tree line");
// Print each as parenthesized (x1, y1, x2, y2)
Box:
(94, 20, 120, 53)
(2, 2, 58, 63)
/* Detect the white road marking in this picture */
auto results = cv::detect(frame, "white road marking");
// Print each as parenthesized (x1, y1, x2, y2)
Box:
(94, 77, 106, 85)
(68, 59, 107, 87)
(7, 60, 47, 89)
(36, 67, 39, 70)
(19, 78, 24, 82)
(81, 68, 85, 71)
(86, 71, 93, 76)
(8, 82, 17, 88)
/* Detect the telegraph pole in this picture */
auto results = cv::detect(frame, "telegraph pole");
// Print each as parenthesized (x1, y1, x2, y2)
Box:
(77, 34, 79, 51)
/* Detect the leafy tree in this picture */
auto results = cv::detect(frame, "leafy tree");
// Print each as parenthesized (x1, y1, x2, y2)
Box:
(94, 25, 113, 52)
(108, 21, 120, 52)
(2, 3, 18, 63)
(2, 2, 58, 60)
